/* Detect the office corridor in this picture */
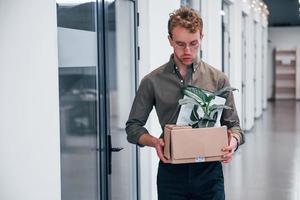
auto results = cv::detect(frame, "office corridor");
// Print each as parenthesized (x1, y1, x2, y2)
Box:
(224, 101, 300, 200)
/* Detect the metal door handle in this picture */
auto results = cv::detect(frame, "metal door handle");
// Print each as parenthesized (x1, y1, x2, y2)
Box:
(108, 135, 124, 175)
(111, 147, 124, 152)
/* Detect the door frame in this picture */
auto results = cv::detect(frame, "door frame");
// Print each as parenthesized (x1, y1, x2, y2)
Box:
(221, 0, 231, 78)
(96, 0, 109, 199)
(97, 0, 140, 199)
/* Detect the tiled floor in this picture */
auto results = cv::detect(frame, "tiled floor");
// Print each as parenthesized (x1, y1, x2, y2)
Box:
(224, 100, 300, 200)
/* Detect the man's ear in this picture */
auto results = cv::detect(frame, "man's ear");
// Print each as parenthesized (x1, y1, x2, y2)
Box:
(168, 35, 173, 46)
(200, 33, 204, 40)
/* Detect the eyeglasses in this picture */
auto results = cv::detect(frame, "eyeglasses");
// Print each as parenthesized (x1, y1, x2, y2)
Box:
(172, 40, 200, 50)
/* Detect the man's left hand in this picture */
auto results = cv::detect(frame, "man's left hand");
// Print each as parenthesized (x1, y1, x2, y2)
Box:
(221, 132, 238, 164)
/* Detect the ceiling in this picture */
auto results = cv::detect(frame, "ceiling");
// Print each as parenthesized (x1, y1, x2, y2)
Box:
(264, 0, 300, 26)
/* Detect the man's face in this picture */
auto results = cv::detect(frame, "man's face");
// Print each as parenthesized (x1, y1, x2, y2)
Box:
(169, 26, 202, 66)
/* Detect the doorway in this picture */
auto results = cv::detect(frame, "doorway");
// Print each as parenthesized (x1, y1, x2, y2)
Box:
(222, 1, 231, 78)
(56, 0, 139, 199)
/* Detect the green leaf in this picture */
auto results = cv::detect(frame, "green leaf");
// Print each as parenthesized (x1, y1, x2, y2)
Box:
(198, 117, 209, 128)
(207, 119, 217, 127)
(190, 105, 200, 122)
(178, 98, 201, 106)
(190, 121, 199, 128)
(213, 86, 238, 97)
(206, 94, 215, 103)
(209, 104, 232, 111)
(209, 110, 219, 121)
(183, 85, 208, 103)
(209, 104, 232, 119)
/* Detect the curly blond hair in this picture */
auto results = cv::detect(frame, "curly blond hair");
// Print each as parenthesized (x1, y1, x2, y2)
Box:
(168, 7, 203, 38)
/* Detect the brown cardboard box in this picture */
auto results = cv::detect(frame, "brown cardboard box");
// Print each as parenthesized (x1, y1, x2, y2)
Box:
(163, 125, 228, 164)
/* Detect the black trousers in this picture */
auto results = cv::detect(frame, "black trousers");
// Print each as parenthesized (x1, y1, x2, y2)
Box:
(157, 161, 225, 200)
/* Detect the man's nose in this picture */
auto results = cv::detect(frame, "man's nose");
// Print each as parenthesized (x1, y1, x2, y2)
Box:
(184, 45, 192, 53)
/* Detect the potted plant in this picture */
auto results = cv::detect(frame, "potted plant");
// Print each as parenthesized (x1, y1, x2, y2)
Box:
(178, 85, 237, 128)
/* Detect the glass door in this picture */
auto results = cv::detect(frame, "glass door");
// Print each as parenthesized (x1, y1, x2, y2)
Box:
(57, 0, 138, 200)
(57, 1, 100, 200)
(104, 0, 138, 199)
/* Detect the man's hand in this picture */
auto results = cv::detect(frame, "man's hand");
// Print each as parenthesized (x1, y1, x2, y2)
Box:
(154, 138, 171, 163)
(138, 134, 170, 163)
(222, 131, 238, 164)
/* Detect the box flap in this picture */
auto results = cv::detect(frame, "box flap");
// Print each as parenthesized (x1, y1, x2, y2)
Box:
(171, 126, 227, 159)
(165, 124, 192, 130)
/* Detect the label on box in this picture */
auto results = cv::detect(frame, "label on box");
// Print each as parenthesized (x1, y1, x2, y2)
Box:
(195, 156, 205, 162)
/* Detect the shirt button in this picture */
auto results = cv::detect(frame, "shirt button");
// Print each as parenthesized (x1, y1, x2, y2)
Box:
(180, 80, 183, 83)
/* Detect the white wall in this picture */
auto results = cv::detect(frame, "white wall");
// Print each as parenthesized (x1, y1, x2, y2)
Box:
(245, 9, 256, 130)
(201, 0, 222, 70)
(237, 2, 268, 130)
(255, 18, 263, 118)
(0, 1, 61, 200)
(268, 27, 300, 100)
(229, 0, 242, 125)
(262, 26, 268, 109)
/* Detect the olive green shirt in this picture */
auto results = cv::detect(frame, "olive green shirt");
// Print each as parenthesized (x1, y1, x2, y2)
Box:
(126, 55, 245, 146)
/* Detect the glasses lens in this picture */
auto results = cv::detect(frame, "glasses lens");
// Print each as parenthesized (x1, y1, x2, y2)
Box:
(174, 41, 199, 50)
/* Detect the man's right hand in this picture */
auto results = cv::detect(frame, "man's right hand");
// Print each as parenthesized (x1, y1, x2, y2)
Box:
(138, 134, 171, 163)
(154, 138, 171, 163)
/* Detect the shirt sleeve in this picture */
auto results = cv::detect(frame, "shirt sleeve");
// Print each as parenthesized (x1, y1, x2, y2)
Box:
(219, 75, 245, 146)
(125, 76, 155, 146)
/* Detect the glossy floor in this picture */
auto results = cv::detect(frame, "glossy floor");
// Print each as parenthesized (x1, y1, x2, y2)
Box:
(224, 100, 300, 200)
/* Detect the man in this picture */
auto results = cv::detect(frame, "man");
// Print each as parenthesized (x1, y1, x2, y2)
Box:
(126, 7, 245, 200)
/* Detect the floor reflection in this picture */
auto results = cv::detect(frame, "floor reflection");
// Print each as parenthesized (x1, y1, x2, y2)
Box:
(224, 100, 300, 200)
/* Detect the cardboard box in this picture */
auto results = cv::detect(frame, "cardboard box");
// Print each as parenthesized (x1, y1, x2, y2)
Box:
(163, 125, 228, 164)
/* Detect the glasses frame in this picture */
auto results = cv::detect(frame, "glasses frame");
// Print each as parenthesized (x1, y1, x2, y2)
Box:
(171, 38, 200, 50)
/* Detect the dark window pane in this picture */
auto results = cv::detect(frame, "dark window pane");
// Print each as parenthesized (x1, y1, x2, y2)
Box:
(57, 2, 95, 31)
